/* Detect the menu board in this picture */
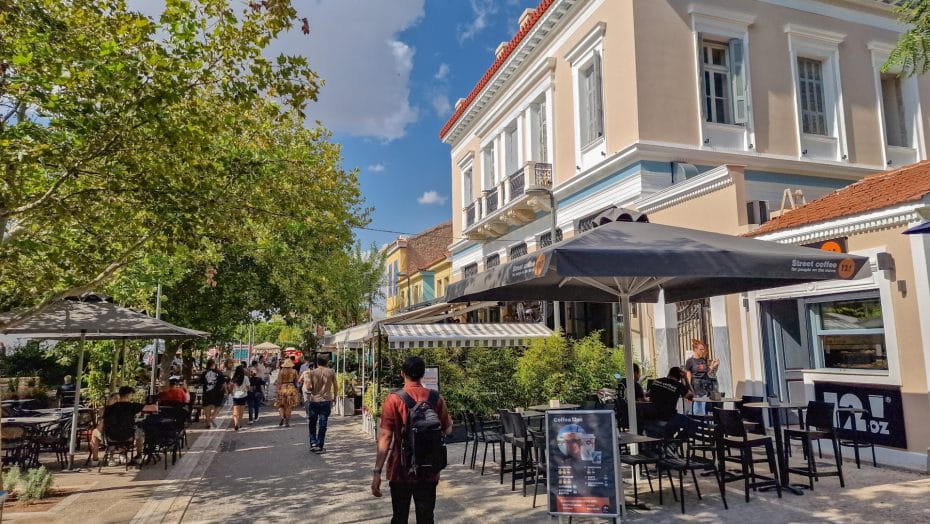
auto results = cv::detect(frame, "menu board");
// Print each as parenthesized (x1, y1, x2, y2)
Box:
(422, 366, 439, 391)
(546, 410, 622, 518)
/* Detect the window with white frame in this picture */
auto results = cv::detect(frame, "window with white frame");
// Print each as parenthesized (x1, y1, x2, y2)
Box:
(700, 39, 748, 125)
(486, 254, 500, 269)
(504, 123, 519, 177)
(530, 98, 548, 162)
(578, 52, 604, 146)
(482, 142, 496, 190)
(538, 228, 563, 248)
(880, 74, 908, 148)
(509, 242, 528, 259)
(462, 166, 474, 206)
(787, 26, 846, 161)
(797, 57, 828, 136)
(806, 293, 887, 370)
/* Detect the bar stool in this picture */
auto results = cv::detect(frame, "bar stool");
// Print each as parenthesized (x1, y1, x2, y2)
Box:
(836, 407, 877, 468)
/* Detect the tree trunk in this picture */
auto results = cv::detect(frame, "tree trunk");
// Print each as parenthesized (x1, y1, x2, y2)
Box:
(159, 340, 182, 385)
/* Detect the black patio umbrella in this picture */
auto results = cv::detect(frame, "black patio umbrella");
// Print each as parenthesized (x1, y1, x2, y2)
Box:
(445, 220, 871, 434)
(904, 221, 930, 235)
(1, 294, 208, 468)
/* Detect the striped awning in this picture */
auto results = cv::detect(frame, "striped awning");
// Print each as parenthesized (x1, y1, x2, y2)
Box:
(380, 323, 552, 350)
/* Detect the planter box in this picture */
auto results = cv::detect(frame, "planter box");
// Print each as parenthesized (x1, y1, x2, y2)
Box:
(335, 396, 356, 417)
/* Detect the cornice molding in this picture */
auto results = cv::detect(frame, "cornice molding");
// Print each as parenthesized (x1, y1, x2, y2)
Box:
(754, 203, 925, 244)
(635, 165, 739, 214)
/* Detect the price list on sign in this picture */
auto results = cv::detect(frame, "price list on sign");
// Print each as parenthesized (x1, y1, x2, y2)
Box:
(546, 410, 623, 519)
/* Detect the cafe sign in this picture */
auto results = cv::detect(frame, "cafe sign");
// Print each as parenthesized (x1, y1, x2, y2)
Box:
(814, 382, 907, 449)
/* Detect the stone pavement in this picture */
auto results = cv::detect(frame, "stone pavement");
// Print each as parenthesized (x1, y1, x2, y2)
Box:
(5, 404, 930, 523)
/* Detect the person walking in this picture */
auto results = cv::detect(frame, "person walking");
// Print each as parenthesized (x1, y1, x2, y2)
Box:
(228, 365, 250, 431)
(371, 356, 453, 524)
(247, 368, 265, 424)
(274, 358, 299, 427)
(303, 356, 336, 453)
(200, 359, 226, 429)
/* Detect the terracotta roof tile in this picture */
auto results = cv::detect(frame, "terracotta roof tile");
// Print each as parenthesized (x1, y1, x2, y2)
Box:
(439, 0, 555, 141)
(403, 221, 452, 275)
(747, 161, 930, 237)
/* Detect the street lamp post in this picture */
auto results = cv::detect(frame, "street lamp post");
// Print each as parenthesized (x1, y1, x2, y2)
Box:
(527, 183, 561, 333)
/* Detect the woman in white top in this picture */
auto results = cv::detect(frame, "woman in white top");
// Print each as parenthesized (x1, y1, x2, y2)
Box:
(228, 365, 251, 431)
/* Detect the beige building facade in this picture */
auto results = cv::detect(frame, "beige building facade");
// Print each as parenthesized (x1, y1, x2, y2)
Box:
(441, 0, 930, 468)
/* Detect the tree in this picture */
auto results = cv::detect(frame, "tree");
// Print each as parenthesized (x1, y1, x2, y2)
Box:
(885, 0, 930, 76)
(0, 0, 369, 327)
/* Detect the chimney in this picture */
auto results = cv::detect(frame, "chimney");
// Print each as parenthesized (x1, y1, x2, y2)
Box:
(495, 41, 509, 59)
(519, 8, 536, 29)
(454, 98, 467, 110)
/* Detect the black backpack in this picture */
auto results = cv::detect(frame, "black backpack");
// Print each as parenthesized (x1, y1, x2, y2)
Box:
(395, 389, 447, 477)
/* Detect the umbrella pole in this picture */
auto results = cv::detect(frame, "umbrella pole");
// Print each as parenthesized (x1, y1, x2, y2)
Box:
(67, 331, 86, 470)
(621, 294, 638, 436)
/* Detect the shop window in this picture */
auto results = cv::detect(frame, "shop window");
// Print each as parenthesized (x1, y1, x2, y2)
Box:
(463, 263, 478, 279)
(808, 294, 887, 370)
(509, 242, 528, 259)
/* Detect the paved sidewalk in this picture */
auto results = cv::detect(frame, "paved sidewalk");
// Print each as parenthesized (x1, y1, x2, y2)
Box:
(6, 407, 929, 523)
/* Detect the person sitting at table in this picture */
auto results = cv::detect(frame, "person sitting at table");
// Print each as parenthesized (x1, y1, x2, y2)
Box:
(89, 386, 145, 465)
(642, 367, 694, 436)
(618, 364, 646, 402)
(57, 375, 77, 407)
(158, 377, 190, 405)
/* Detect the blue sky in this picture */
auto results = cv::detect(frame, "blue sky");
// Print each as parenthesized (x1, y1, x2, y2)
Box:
(285, 0, 536, 248)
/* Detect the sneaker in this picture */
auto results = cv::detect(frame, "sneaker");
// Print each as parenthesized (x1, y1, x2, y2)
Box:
(315, 447, 325, 454)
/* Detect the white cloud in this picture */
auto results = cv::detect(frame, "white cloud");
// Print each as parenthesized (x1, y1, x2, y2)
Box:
(368, 163, 386, 172)
(458, 0, 498, 43)
(434, 62, 450, 81)
(417, 190, 448, 205)
(430, 94, 451, 117)
(271, 0, 425, 140)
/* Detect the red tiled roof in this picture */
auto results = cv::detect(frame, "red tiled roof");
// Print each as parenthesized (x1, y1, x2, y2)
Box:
(747, 161, 930, 237)
(438, 0, 556, 141)
(404, 221, 452, 274)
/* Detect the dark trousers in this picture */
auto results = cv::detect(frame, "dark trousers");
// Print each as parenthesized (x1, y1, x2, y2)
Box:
(247, 395, 262, 420)
(389, 481, 437, 524)
(307, 400, 332, 447)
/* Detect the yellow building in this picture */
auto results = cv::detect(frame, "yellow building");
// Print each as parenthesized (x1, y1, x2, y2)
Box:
(383, 222, 453, 317)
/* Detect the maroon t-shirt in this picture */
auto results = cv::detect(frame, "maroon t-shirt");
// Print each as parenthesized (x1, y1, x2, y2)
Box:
(379, 382, 453, 483)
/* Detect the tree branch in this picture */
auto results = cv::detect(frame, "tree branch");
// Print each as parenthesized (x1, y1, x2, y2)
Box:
(0, 172, 72, 219)
(0, 227, 161, 330)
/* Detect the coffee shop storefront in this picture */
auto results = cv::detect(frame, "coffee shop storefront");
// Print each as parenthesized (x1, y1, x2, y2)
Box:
(744, 165, 930, 470)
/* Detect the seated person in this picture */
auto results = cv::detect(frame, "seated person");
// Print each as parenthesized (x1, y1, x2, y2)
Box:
(158, 377, 190, 405)
(642, 367, 694, 436)
(89, 386, 144, 464)
(57, 375, 77, 407)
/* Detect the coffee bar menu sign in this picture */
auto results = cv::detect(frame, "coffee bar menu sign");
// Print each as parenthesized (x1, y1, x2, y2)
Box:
(546, 410, 622, 519)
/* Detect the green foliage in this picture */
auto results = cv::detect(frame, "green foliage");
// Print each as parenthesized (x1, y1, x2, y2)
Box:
(0, 341, 73, 386)
(19, 466, 53, 502)
(886, 0, 930, 76)
(516, 333, 573, 406)
(363, 384, 389, 418)
(516, 333, 633, 405)
(458, 346, 523, 416)
(3, 466, 21, 493)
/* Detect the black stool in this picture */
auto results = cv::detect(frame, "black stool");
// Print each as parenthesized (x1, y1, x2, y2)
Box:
(784, 401, 844, 489)
(837, 407, 877, 468)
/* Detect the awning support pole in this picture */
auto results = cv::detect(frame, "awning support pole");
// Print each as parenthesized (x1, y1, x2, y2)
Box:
(67, 331, 86, 470)
(621, 293, 638, 436)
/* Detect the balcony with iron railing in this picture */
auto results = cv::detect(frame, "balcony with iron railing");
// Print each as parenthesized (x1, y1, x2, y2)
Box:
(462, 161, 553, 241)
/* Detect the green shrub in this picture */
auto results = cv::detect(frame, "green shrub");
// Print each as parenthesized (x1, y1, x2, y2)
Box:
(516, 333, 572, 406)
(19, 466, 53, 502)
(3, 466, 21, 493)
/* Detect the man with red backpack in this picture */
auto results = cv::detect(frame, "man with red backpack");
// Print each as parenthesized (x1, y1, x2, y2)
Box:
(371, 356, 453, 524)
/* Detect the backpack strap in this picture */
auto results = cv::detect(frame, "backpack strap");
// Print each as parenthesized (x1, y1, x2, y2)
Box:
(426, 389, 439, 408)
(394, 389, 417, 410)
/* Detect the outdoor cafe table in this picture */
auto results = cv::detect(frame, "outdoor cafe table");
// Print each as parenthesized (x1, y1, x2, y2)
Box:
(527, 403, 581, 411)
(744, 401, 808, 495)
(34, 407, 75, 416)
(1, 415, 63, 426)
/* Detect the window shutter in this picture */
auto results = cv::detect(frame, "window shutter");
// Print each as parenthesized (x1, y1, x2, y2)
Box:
(592, 50, 604, 138)
(729, 38, 748, 125)
(697, 32, 706, 121)
(539, 101, 548, 162)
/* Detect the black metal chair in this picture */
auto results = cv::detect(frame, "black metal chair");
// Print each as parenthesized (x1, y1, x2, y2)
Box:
(619, 437, 661, 506)
(715, 408, 781, 502)
(33, 418, 72, 468)
(505, 411, 533, 496)
(528, 428, 547, 508)
(496, 409, 515, 485)
(738, 396, 765, 435)
(656, 420, 728, 514)
(98, 418, 138, 472)
(784, 401, 844, 489)
(468, 413, 502, 474)
(462, 411, 477, 466)
(2, 424, 39, 469)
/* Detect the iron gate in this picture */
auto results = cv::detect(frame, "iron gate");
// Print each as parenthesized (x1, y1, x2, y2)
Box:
(677, 298, 712, 363)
